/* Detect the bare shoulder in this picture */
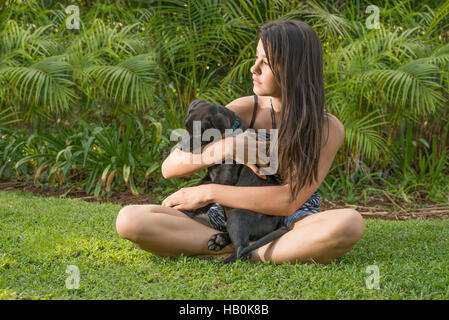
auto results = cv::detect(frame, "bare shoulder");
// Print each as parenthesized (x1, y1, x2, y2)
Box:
(323, 113, 345, 148)
(224, 95, 255, 127)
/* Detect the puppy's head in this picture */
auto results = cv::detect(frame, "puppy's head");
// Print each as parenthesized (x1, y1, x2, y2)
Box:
(177, 99, 242, 152)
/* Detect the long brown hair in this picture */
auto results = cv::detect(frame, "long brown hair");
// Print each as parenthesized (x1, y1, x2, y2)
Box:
(257, 19, 329, 202)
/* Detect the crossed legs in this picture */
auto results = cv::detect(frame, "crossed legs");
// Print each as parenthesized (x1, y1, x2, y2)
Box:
(115, 204, 365, 264)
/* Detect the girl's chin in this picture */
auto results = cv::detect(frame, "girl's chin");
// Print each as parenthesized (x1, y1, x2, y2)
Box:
(253, 88, 267, 96)
(253, 86, 262, 92)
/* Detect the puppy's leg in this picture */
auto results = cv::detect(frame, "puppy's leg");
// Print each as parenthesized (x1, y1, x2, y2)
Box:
(240, 226, 289, 257)
(181, 210, 201, 219)
(207, 233, 231, 251)
(181, 203, 213, 219)
(223, 215, 250, 263)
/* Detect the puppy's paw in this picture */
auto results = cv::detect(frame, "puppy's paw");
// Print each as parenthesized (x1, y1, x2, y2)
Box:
(223, 254, 237, 264)
(223, 250, 251, 264)
(207, 233, 231, 251)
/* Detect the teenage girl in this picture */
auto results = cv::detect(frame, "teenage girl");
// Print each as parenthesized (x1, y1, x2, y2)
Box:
(115, 19, 365, 264)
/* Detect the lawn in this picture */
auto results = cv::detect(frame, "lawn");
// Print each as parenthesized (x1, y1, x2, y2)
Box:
(0, 190, 448, 300)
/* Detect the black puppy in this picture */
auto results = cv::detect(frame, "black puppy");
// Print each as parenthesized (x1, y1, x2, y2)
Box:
(176, 99, 289, 263)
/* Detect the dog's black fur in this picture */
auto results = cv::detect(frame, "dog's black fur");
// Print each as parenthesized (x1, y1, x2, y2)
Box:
(177, 99, 289, 263)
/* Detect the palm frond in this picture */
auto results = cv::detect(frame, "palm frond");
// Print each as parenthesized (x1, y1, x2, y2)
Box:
(0, 105, 21, 128)
(6, 55, 76, 114)
(343, 111, 388, 161)
(421, 42, 449, 70)
(85, 54, 159, 112)
(304, 0, 354, 40)
(425, 0, 449, 38)
(361, 60, 445, 115)
(0, 20, 60, 62)
(68, 19, 146, 64)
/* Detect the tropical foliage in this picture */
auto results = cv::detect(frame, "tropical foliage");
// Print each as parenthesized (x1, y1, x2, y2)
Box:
(0, 0, 448, 203)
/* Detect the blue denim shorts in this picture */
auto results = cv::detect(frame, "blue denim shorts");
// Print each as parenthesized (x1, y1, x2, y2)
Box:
(283, 189, 320, 228)
(207, 189, 320, 231)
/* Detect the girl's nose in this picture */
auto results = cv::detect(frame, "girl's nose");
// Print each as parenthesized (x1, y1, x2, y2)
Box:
(251, 64, 260, 74)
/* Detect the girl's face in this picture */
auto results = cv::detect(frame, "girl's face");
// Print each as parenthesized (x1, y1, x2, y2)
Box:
(251, 39, 281, 97)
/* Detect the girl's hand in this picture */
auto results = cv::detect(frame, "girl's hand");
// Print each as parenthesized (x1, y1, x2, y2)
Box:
(230, 130, 273, 179)
(161, 184, 212, 210)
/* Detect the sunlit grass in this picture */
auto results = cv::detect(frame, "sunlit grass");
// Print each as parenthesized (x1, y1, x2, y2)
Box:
(1, 190, 448, 300)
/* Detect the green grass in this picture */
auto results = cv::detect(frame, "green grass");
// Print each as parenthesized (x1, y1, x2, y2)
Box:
(0, 190, 448, 300)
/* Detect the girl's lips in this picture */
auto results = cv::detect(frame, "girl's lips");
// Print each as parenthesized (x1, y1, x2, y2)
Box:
(253, 79, 261, 85)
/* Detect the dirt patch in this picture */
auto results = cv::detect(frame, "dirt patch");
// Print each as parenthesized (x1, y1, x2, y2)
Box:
(0, 180, 155, 206)
(1, 179, 448, 221)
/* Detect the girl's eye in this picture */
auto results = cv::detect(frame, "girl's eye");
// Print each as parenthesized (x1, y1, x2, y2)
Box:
(255, 56, 268, 65)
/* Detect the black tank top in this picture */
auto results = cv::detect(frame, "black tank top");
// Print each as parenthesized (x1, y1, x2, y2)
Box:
(248, 95, 279, 176)
(248, 95, 276, 130)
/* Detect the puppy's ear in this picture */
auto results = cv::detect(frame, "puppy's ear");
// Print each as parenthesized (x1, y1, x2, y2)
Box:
(186, 99, 206, 116)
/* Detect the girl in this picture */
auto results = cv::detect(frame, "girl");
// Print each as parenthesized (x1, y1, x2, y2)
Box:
(115, 19, 365, 264)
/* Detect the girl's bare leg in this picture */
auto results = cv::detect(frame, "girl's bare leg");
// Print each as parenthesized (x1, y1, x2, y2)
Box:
(115, 205, 365, 264)
(249, 208, 365, 264)
(115, 204, 232, 257)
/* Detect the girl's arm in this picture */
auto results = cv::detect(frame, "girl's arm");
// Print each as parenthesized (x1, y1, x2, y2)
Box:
(162, 130, 269, 179)
(208, 183, 293, 216)
(208, 116, 346, 216)
(161, 137, 233, 179)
